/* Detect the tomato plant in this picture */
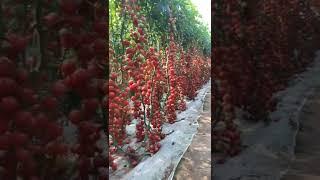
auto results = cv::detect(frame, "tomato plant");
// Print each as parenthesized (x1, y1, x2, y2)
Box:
(108, 0, 211, 173)
(213, 0, 320, 159)
(0, 0, 107, 179)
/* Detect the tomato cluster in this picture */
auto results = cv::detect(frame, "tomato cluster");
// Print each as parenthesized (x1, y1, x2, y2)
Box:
(213, 0, 320, 159)
(109, 0, 211, 172)
(0, 0, 107, 179)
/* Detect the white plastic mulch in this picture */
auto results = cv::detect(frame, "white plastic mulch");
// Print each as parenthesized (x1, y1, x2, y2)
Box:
(109, 80, 211, 180)
(213, 50, 320, 180)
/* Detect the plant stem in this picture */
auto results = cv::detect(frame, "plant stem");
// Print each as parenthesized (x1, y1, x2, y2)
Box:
(0, 3, 4, 38)
(120, 0, 127, 54)
(35, 0, 45, 71)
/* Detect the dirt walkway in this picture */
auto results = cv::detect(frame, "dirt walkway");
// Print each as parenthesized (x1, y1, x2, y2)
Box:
(173, 88, 211, 180)
(282, 86, 320, 180)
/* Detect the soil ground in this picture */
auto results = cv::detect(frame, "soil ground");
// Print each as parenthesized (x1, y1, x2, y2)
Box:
(282, 85, 320, 180)
(173, 87, 211, 180)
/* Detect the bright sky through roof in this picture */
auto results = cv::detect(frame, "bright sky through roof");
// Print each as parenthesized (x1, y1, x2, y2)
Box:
(190, 0, 211, 31)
